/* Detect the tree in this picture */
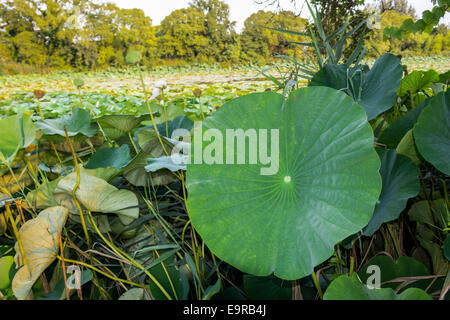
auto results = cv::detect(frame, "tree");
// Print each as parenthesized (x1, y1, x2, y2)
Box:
(157, 7, 209, 61)
(189, 0, 240, 62)
(378, 0, 416, 18)
(364, 10, 450, 58)
(240, 10, 307, 62)
(0, 0, 157, 68)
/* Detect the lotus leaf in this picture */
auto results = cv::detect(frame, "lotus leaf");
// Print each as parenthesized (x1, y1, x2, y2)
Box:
(363, 149, 420, 236)
(53, 171, 138, 225)
(187, 87, 382, 280)
(413, 90, 450, 175)
(323, 274, 432, 300)
(35, 108, 97, 137)
(12, 206, 69, 300)
(309, 53, 402, 119)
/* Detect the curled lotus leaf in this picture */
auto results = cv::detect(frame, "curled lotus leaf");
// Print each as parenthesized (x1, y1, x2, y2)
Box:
(12, 206, 69, 300)
(53, 171, 139, 225)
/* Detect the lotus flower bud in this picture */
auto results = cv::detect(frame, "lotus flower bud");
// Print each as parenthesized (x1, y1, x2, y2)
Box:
(33, 90, 46, 99)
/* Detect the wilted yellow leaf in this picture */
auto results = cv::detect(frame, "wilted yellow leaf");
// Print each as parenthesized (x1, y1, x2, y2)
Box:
(12, 206, 69, 300)
(54, 171, 138, 225)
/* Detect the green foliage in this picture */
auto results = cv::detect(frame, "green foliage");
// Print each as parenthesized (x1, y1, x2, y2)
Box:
(0, 113, 35, 163)
(240, 11, 307, 62)
(383, 1, 449, 39)
(187, 87, 381, 280)
(0, 1, 449, 302)
(323, 274, 432, 300)
(413, 90, 450, 174)
(309, 53, 403, 119)
(365, 10, 450, 58)
(363, 148, 419, 236)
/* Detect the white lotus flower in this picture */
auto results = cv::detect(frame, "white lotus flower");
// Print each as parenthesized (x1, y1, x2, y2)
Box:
(154, 80, 167, 89)
(150, 87, 161, 100)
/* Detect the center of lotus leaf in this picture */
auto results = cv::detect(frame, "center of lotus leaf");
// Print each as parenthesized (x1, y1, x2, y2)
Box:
(283, 176, 291, 183)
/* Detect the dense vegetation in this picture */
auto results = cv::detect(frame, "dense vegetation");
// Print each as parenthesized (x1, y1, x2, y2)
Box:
(0, 0, 449, 74)
(0, 0, 449, 302)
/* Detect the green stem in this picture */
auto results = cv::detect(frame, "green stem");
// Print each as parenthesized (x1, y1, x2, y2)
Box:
(311, 271, 323, 300)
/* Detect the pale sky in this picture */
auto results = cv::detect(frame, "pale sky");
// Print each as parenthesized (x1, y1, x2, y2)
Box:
(109, 0, 449, 31)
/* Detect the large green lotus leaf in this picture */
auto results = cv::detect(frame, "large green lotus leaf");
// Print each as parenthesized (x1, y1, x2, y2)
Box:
(95, 114, 150, 140)
(35, 108, 98, 137)
(187, 87, 382, 280)
(397, 70, 440, 96)
(309, 54, 402, 120)
(323, 274, 432, 300)
(12, 206, 69, 300)
(413, 90, 450, 175)
(85, 144, 132, 169)
(53, 171, 139, 225)
(378, 99, 428, 148)
(357, 256, 434, 292)
(363, 149, 420, 236)
(0, 113, 35, 162)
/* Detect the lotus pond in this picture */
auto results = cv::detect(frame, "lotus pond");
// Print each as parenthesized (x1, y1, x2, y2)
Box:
(0, 55, 449, 301)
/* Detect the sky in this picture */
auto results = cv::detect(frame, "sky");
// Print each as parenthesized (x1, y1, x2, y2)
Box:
(109, 0, 449, 32)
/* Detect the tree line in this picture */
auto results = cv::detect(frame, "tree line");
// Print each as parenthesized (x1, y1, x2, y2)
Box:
(0, 0, 448, 73)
